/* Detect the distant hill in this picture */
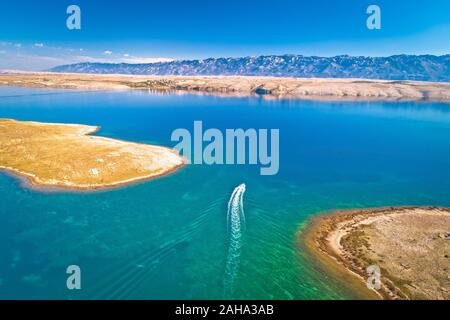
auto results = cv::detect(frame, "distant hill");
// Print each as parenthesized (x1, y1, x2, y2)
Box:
(50, 54, 450, 82)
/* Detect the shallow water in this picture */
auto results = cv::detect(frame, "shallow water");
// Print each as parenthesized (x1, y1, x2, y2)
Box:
(1, 86, 450, 299)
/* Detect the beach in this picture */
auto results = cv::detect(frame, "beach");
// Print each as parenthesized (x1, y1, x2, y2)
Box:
(300, 207, 450, 300)
(1, 73, 450, 102)
(0, 119, 185, 191)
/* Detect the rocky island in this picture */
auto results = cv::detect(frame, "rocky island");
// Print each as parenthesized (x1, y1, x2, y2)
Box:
(0, 73, 449, 102)
(0, 119, 185, 190)
(301, 207, 450, 300)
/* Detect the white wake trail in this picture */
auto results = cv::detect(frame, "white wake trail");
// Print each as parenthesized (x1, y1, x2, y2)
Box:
(224, 183, 246, 296)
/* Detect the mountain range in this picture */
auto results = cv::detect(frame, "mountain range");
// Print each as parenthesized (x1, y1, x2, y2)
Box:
(50, 54, 450, 82)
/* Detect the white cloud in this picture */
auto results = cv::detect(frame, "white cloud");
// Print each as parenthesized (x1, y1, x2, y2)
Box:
(0, 53, 69, 70)
(0, 42, 175, 70)
(74, 55, 103, 63)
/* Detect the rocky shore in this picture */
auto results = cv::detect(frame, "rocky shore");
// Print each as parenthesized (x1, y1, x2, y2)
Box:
(300, 207, 450, 300)
(1, 73, 449, 101)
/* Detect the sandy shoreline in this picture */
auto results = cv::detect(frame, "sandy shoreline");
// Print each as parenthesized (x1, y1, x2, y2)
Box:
(1, 72, 450, 102)
(300, 207, 450, 300)
(0, 159, 186, 193)
(0, 119, 186, 191)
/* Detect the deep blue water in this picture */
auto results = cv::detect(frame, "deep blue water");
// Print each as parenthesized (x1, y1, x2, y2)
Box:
(1, 86, 450, 299)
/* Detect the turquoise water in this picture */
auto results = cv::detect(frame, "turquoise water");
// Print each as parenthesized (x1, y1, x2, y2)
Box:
(1, 86, 450, 299)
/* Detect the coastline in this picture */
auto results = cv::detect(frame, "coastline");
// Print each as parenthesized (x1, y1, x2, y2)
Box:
(298, 214, 383, 300)
(299, 206, 450, 300)
(1, 73, 450, 102)
(0, 119, 186, 192)
(0, 158, 186, 193)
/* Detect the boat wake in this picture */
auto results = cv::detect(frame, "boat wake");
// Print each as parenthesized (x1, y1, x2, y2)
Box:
(224, 183, 246, 296)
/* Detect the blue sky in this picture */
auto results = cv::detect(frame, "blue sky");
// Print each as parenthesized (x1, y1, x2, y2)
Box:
(0, 0, 449, 70)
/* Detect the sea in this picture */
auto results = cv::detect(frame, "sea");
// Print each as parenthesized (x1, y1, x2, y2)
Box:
(1, 86, 450, 299)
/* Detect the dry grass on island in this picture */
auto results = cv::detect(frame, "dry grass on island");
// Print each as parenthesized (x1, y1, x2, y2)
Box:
(1, 72, 450, 101)
(301, 207, 450, 300)
(0, 119, 185, 190)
